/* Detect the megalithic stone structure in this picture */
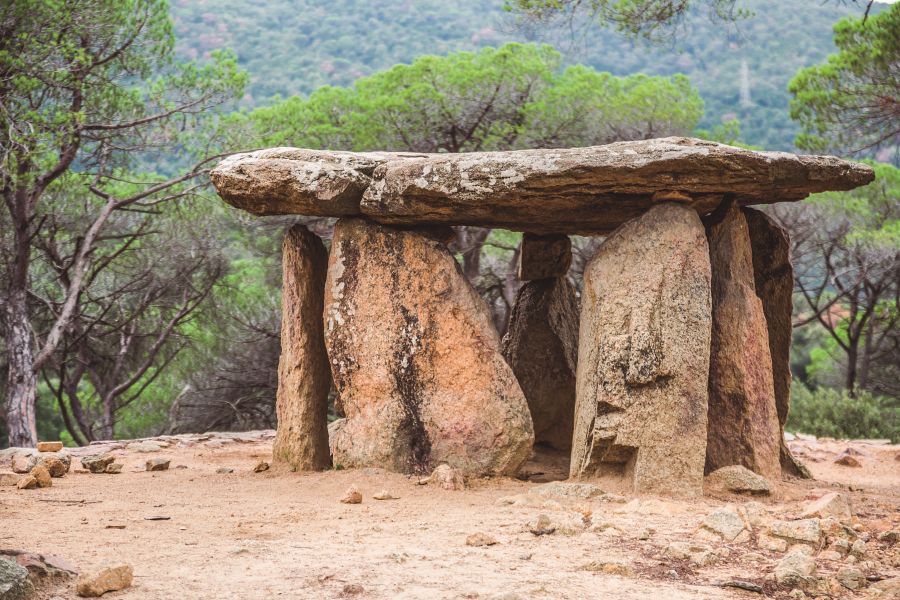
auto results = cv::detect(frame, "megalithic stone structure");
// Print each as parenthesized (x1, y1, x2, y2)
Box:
(210, 137, 874, 486)
(570, 203, 712, 496)
(705, 202, 782, 482)
(503, 234, 578, 450)
(272, 225, 332, 471)
(743, 207, 810, 478)
(323, 218, 534, 476)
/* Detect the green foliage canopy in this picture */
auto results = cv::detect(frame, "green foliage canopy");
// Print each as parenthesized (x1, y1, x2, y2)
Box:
(239, 43, 704, 153)
(789, 3, 900, 157)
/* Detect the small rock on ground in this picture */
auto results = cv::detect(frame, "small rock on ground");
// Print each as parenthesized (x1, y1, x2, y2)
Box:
(145, 458, 170, 472)
(252, 461, 269, 473)
(834, 452, 861, 467)
(75, 565, 133, 597)
(30, 465, 52, 488)
(0, 472, 23, 486)
(706, 465, 771, 495)
(698, 507, 748, 542)
(340, 486, 362, 504)
(0, 557, 35, 600)
(466, 533, 499, 547)
(216, 467, 234, 474)
(774, 550, 817, 588)
(801, 492, 852, 522)
(16, 475, 37, 490)
(372, 490, 397, 500)
(81, 454, 115, 474)
(530, 481, 604, 499)
(578, 560, 634, 576)
(420, 464, 465, 490)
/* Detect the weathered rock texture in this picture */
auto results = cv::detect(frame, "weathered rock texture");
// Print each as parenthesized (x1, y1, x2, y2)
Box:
(570, 203, 712, 496)
(705, 203, 782, 481)
(743, 207, 809, 478)
(324, 218, 534, 475)
(517, 234, 572, 280)
(211, 138, 875, 235)
(272, 225, 332, 471)
(502, 277, 579, 450)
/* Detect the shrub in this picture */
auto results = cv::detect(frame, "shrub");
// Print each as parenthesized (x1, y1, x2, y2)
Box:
(787, 383, 899, 442)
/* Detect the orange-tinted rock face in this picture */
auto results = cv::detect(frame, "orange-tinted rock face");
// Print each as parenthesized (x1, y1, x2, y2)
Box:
(272, 225, 332, 471)
(571, 203, 712, 496)
(706, 203, 781, 481)
(324, 218, 533, 476)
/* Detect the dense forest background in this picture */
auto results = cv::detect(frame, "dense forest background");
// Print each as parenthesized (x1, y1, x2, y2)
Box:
(169, 0, 883, 151)
(1, 0, 897, 448)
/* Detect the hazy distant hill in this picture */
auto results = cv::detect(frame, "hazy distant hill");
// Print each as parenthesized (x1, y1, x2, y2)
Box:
(170, 0, 878, 151)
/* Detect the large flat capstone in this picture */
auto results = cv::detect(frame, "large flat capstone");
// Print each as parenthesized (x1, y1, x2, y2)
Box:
(211, 138, 874, 235)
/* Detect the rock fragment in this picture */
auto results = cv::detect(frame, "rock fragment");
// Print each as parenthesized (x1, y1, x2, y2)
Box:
(466, 533, 498, 547)
(340, 486, 363, 504)
(372, 490, 397, 500)
(75, 565, 133, 597)
(0, 472, 23, 486)
(81, 454, 115, 474)
(800, 493, 852, 522)
(698, 507, 749, 543)
(36, 441, 63, 452)
(16, 475, 37, 490)
(252, 461, 269, 473)
(30, 465, 52, 488)
(706, 465, 771, 495)
(774, 550, 817, 588)
(145, 458, 170, 472)
(834, 452, 861, 467)
(0, 557, 34, 600)
(769, 519, 824, 549)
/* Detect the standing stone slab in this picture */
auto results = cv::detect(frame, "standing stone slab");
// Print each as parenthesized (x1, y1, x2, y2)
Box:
(502, 277, 579, 450)
(272, 225, 332, 471)
(517, 234, 572, 280)
(706, 203, 781, 481)
(744, 207, 809, 478)
(324, 218, 534, 476)
(571, 203, 712, 496)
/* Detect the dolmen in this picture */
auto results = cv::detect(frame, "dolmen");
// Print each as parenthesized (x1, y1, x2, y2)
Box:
(211, 137, 873, 496)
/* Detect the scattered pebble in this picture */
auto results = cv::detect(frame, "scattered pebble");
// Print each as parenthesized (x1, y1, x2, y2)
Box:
(834, 452, 861, 467)
(340, 486, 362, 504)
(105, 463, 123, 474)
(216, 467, 235, 474)
(466, 532, 498, 547)
(75, 565, 133, 597)
(16, 474, 37, 490)
(706, 465, 771, 495)
(252, 461, 269, 473)
(30, 465, 52, 488)
(145, 458, 171, 472)
(81, 454, 115, 474)
(372, 490, 397, 500)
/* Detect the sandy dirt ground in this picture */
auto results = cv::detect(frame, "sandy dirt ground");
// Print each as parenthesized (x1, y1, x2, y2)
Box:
(1, 431, 898, 600)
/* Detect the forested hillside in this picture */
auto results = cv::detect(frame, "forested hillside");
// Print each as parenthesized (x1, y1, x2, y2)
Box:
(170, 0, 877, 150)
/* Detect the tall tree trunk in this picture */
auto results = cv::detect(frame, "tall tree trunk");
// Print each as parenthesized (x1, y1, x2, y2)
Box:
(845, 343, 859, 397)
(4, 288, 39, 447)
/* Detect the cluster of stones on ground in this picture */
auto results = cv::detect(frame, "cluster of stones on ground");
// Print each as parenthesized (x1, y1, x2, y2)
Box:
(211, 137, 874, 496)
(481, 481, 899, 597)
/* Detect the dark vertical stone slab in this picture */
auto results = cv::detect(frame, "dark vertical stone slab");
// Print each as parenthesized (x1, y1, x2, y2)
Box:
(744, 207, 810, 478)
(273, 225, 332, 471)
(706, 203, 781, 481)
(502, 277, 579, 450)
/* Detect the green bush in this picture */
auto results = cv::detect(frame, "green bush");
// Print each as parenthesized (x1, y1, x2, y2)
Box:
(787, 383, 899, 442)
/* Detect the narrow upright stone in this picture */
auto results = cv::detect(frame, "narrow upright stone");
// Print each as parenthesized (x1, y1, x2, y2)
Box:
(517, 233, 572, 280)
(705, 203, 781, 481)
(272, 225, 332, 471)
(503, 277, 579, 450)
(324, 218, 533, 476)
(571, 203, 712, 496)
(744, 207, 809, 478)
